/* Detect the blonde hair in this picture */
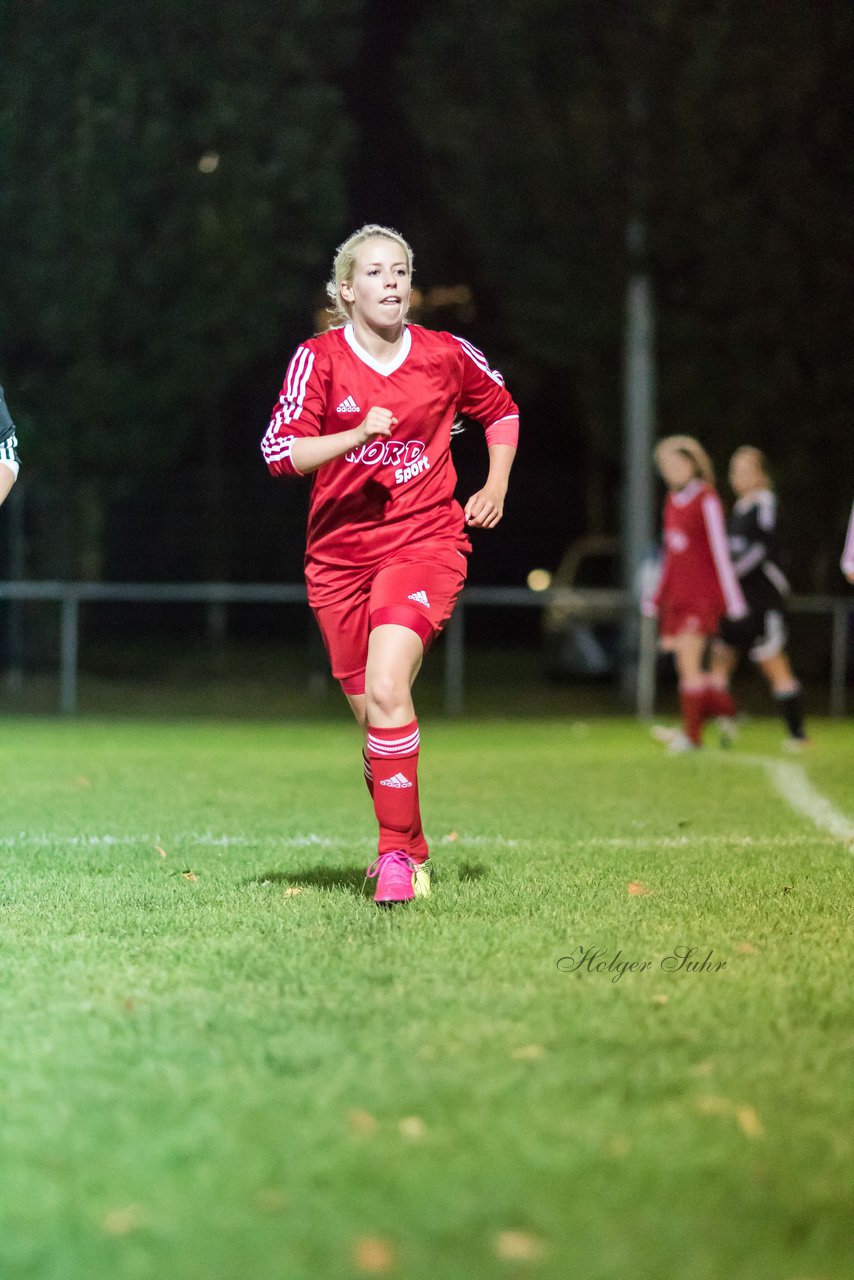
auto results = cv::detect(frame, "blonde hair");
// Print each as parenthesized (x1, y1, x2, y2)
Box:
(730, 445, 771, 487)
(325, 224, 414, 327)
(654, 435, 715, 485)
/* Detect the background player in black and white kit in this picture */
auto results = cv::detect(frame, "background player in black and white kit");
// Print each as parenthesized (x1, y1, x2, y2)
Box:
(710, 446, 808, 747)
(0, 384, 21, 508)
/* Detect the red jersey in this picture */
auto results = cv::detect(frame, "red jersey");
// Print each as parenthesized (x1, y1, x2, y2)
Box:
(654, 480, 747, 618)
(261, 323, 519, 603)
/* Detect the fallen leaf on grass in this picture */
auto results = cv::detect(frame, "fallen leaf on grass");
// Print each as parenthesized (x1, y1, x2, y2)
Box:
(353, 1236, 396, 1273)
(493, 1231, 548, 1262)
(154, 845, 168, 859)
(441, 831, 459, 843)
(398, 1116, 426, 1140)
(511, 1044, 545, 1061)
(627, 881, 649, 896)
(255, 1188, 288, 1214)
(347, 1108, 378, 1135)
(181, 870, 197, 882)
(604, 1135, 631, 1158)
(695, 1095, 764, 1139)
(736, 1105, 764, 1139)
(651, 993, 669, 1005)
(75, 776, 91, 788)
(101, 1205, 146, 1236)
(689, 1059, 716, 1077)
(283, 886, 303, 897)
(736, 942, 757, 955)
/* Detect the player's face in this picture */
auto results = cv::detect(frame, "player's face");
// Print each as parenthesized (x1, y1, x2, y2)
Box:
(729, 454, 762, 496)
(342, 239, 411, 332)
(658, 450, 696, 490)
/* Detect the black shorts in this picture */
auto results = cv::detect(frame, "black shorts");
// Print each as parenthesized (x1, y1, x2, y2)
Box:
(719, 608, 787, 662)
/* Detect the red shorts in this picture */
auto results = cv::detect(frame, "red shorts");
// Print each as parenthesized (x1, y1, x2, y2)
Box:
(311, 542, 468, 695)
(658, 603, 722, 646)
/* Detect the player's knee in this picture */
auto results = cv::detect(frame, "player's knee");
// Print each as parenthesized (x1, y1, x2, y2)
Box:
(365, 671, 409, 719)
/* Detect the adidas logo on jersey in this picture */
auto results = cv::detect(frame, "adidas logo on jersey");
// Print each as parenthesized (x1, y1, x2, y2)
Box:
(407, 590, 430, 608)
(379, 771, 413, 789)
(336, 395, 360, 414)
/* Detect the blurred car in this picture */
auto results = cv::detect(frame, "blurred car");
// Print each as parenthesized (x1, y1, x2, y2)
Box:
(542, 535, 624, 678)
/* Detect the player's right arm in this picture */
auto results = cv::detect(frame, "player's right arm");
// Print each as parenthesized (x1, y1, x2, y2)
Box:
(290, 407, 396, 476)
(261, 342, 396, 478)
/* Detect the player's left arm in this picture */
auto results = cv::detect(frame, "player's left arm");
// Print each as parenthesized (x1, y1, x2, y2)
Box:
(451, 335, 519, 530)
(464, 442, 516, 529)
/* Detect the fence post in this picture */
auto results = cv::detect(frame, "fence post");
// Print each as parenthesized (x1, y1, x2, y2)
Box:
(636, 611, 657, 718)
(59, 592, 79, 715)
(444, 602, 465, 716)
(830, 602, 848, 718)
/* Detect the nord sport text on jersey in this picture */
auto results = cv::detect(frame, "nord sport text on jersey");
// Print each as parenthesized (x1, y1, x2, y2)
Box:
(345, 438, 431, 486)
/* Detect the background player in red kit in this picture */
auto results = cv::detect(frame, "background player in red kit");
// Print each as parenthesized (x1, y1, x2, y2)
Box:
(261, 225, 518, 902)
(646, 435, 747, 751)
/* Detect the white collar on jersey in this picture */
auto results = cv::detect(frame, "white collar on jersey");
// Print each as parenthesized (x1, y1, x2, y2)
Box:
(343, 323, 412, 376)
(672, 478, 705, 507)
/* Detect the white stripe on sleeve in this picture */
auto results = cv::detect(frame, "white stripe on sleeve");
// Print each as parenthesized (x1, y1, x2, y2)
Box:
(702, 493, 747, 616)
(451, 334, 505, 386)
(732, 543, 766, 578)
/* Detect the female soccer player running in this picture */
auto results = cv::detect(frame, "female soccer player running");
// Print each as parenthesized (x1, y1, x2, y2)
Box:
(647, 436, 747, 752)
(709, 447, 808, 748)
(261, 225, 518, 902)
(0, 384, 20, 508)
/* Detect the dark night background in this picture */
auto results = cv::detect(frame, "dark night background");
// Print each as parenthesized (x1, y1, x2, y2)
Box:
(1, 0, 853, 613)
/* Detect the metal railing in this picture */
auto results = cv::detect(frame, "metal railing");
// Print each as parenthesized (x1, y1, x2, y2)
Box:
(0, 581, 850, 717)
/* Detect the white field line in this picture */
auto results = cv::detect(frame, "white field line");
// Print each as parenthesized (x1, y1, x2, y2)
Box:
(0, 831, 841, 852)
(723, 754, 854, 844)
(2, 758, 850, 850)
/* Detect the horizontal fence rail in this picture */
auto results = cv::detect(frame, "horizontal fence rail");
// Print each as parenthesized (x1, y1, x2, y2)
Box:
(0, 581, 850, 717)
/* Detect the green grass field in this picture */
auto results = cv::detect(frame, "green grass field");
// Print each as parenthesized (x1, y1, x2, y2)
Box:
(1, 714, 852, 1280)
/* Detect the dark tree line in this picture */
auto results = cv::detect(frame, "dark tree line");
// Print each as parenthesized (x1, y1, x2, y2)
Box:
(1, 0, 852, 589)
(402, 0, 854, 586)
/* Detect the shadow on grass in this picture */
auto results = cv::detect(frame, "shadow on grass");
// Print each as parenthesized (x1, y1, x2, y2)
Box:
(248, 860, 489, 893)
(249, 866, 366, 893)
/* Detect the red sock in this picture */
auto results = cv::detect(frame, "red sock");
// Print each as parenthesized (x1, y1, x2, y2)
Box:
(703, 685, 737, 719)
(679, 686, 705, 745)
(367, 719, 425, 859)
(362, 747, 373, 797)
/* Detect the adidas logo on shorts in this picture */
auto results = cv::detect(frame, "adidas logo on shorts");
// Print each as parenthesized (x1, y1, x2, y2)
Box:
(379, 772, 413, 789)
(407, 590, 430, 607)
(336, 395, 360, 414)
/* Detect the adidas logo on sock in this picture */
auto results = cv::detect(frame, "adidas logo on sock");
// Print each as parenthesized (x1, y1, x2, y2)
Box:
(336, 395, 360, 414)
(407, 590, 430, 607)
(379, 771, 413, 789)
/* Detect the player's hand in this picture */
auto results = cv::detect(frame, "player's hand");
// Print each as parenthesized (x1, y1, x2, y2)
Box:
(464, 482, 506, 529)
(354, 407, 397, 445)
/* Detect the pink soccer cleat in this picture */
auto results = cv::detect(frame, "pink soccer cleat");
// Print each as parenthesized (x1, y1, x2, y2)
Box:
(365, 850, 421, 904)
